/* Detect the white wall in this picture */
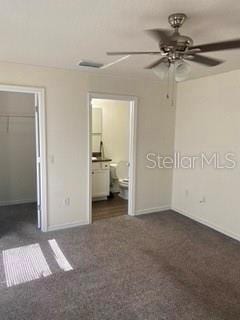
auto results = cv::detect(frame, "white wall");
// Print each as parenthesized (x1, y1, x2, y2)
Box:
(0, 62, 175, 229)
(172, 70, 240, 240)
(92, 99, 130, 163)
(0, 92, 36, 205)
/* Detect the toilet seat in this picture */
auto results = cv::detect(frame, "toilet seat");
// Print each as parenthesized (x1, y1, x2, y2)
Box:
(119, 179, 128, 188)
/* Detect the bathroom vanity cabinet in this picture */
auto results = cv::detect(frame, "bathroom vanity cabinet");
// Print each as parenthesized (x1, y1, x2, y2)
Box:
(92, 161, 110, 200)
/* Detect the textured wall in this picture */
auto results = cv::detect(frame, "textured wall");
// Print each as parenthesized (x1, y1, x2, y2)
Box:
(173, 70, 240, 240)
(0, 61, 175, 229)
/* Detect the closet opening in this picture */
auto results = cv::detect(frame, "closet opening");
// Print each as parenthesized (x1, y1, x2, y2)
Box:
(0, 86, 47, 234)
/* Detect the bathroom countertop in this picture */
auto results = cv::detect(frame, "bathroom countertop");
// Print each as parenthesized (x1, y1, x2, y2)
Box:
(92, 158, 112, 163)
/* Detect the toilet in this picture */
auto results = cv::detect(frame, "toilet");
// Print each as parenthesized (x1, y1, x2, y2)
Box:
(110, 161, 129, 200)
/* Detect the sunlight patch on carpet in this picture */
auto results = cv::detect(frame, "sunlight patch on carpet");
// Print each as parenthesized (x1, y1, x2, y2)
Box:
(48, 239, 73, 272)
(3, 243, 52, 287)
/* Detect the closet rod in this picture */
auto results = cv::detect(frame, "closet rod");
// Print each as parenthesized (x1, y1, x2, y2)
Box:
(0, 113, 34, 118)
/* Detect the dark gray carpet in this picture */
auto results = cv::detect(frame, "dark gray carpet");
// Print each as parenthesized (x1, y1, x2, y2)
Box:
(0, 204, 240, 319)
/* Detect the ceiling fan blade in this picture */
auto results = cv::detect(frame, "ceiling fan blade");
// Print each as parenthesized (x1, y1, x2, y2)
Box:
(107, 51, 160, 55)
(145, 57, 169, 69)
(190, 39, 240, 53)
(101, 55, 130, 69)
(184, 48, 202, 55)
(145, 28, 173, 43)
(185, 54, 224, 66)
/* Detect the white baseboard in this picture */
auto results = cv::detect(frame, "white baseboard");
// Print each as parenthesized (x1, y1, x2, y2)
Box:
(172, 206, 240, 242)
(0, 199, 36, 207)
(135, 205, 170, 216)
(47, 220, 89, 232)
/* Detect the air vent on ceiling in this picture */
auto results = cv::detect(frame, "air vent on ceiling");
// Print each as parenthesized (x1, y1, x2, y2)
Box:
(78, 61, 104, 68)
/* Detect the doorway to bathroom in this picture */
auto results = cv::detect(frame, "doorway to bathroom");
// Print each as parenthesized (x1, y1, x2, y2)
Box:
(88, 93, 137, 222)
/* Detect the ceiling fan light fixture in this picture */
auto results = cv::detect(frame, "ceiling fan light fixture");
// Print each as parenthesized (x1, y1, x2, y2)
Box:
(153, 62, 170, 80)
(175, 60, 191, 81)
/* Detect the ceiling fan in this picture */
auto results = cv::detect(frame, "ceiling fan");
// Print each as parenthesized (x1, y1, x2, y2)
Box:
(106, 13, 240, 80)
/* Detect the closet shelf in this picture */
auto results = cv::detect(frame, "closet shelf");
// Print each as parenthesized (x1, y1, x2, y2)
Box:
(0, 113, 34, 118)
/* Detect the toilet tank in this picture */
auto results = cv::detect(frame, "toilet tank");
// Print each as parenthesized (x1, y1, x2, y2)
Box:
(116, 161, 129, 180)
(110, 163, 118, 179)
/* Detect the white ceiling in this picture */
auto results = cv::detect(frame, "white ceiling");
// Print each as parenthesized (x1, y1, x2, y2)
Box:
(1, 0, 240, 80)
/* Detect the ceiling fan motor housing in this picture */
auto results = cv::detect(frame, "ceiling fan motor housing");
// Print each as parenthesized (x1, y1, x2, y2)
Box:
(157, 14, 193, 57)
(159, 35, 194, 62)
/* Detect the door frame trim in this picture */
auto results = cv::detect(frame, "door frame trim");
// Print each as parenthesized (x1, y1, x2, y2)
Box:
(87, 92, 138, 223)
(0, 84, 48, 232)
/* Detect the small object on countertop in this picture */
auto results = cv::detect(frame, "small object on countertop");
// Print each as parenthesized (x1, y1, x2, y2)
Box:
(100, 141, 105, 159)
